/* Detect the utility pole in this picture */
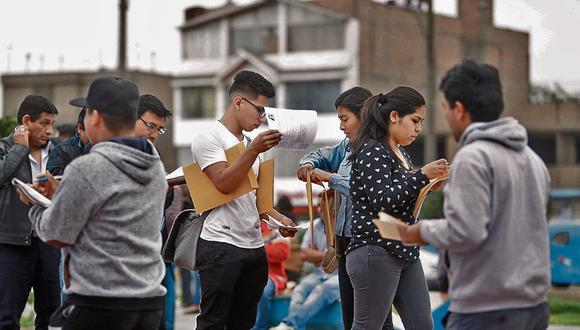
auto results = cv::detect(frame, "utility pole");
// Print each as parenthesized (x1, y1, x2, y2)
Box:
(423, 0, 437, 163)
(118, 0, 128, 73)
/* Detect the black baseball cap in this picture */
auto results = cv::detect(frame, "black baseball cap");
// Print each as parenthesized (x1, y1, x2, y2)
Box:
(70, 76, 139, 120)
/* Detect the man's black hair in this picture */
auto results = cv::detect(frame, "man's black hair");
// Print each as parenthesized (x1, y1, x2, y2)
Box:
(138, 94, 172, 119)
(17, 95, 58, 124)
(228, 70, 275, 99)
(439, 59, 504, 122)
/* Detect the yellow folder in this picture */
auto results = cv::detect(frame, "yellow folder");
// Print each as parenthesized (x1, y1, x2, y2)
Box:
(256, 159, 274, 214)
(183, 142, 258, 213)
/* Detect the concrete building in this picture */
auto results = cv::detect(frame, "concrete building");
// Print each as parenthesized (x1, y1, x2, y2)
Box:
(169, 0, 580, 189)
(1, 70, 177, 170)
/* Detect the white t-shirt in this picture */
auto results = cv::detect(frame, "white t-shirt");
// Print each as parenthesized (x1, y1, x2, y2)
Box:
(191, 121, 263, 249)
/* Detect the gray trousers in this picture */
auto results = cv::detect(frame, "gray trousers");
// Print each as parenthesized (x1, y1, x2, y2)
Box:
(446, 302, 550, 330)
(346, 244, 433, 330)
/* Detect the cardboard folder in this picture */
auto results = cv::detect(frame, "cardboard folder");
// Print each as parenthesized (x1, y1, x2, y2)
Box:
(256, 159, 274, 214)
(183, 142, 258, 213)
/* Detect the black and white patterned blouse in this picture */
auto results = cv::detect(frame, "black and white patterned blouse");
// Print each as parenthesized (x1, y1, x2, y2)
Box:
(347, 140, 430, 261)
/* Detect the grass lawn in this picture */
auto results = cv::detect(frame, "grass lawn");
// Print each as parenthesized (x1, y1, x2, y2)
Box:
(549, 296, 580, 326)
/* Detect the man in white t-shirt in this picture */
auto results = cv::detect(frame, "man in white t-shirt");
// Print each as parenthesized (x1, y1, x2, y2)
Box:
(191, 70, 297, 330)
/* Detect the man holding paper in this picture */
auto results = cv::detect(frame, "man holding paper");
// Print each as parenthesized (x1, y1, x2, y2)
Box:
(396, 60, 551, 330)
(0, 95, 60, 330)
(191, 70, 296, 330)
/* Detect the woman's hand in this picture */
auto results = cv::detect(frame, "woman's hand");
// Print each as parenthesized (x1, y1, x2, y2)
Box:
(421, 158, 450, 180)
(311, 169, 332, 183)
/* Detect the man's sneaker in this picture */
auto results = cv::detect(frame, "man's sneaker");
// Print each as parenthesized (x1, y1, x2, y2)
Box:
(269, 323, 295, 330)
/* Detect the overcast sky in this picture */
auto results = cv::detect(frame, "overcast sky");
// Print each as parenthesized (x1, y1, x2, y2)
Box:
(0, 0, 579, 91)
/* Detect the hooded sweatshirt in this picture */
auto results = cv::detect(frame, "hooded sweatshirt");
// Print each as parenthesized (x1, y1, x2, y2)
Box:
(29, 137, 167, 308)
(420, 117, 551, 314)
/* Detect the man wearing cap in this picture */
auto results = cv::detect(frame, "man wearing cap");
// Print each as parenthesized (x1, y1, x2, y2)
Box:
(22, 77, 167, 329)
(0, 95, 60, 330)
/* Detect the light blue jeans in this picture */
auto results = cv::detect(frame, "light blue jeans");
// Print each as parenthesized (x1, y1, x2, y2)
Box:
(283, 272, 340, 330)
(251, 278, 276, 330)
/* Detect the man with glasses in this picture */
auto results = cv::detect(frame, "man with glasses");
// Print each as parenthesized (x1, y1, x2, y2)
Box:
(135, 94, 177, 330)
(191, 70, 297, 329)
(135, 94, 171, 143)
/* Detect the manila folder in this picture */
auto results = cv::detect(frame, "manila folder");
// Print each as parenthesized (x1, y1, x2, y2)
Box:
(183, 142, 258, 213)
(256, 159, 274, 214)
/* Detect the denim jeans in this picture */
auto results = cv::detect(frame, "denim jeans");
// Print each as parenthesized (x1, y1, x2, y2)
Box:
(282, 271, 340, 330)
(161, 265, 175, 330)
(346, 244, 432, 330)
(0, 237, 60, 330)
(251, 278, 276, 330)
(180, 269, 201, 306)
(446, 302, 550, 330)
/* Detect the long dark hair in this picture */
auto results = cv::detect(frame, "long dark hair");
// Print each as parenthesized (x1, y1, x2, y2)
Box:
(349, 86, 425, 162)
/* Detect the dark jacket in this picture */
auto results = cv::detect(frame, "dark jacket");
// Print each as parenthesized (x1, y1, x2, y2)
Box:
(47, 134, 86, 176)
(0, 134, 40, 245)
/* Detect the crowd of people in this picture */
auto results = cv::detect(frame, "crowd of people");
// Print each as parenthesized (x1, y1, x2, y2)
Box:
(0, 59, 552, 330)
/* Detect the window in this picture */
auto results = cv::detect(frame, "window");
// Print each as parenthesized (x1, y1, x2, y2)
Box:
(286, 80, 341, 113)
(181, 86, 215, 119)
(528, 135, 556, 164)
(230, 27, 277, 55)
(288, 23, 344, 52)
(552, 232, 570, 246)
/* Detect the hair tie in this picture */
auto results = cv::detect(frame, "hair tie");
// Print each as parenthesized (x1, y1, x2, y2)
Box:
(377, 93, 388, 105)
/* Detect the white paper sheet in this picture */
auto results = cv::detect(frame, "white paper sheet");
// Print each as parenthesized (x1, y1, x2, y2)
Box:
(265, 107, 317, 150)
(11, 178, 52, 208)
(166, 167, 183, 180)
(261, 215, 310, 231)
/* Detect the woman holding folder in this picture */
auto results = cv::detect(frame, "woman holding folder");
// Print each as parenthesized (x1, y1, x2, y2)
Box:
(297, 87, 398, 330)
(346, 87, 449, 330)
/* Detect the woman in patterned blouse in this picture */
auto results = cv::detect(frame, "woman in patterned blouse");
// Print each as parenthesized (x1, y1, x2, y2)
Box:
(346, 86, 449, 330)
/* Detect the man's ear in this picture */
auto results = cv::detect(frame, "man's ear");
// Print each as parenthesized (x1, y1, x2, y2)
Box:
(455, 101, 472, 123)
(21, 114, 32, 126)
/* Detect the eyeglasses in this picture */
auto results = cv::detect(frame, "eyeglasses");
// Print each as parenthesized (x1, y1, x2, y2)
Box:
(241, 97, 266, 117)
(138, 117, 166, 135)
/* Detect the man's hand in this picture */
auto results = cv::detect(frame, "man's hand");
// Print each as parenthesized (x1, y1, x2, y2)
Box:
(395, 221, 426, 245)
(278, 216, 297, 238)
(13, 125, 30, 148)
(16, 186, 32, 206)
(249, 129, 281, 154)
(297, 164, 313, 182)
(33, 172, 60, 199)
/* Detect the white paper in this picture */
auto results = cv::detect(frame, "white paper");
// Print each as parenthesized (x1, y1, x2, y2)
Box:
(11, 178, 52, 208)
(265, 107, 317, 150)
(166, 167, 183, 180)
(261, 215, 309, 231)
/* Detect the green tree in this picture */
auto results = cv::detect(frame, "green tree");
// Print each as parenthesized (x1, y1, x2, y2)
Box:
(0, 116, 18, 138)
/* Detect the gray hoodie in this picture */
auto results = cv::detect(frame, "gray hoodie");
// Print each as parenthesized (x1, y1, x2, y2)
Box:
(29, 139, 167, 299)
(421, 117, 551, 313)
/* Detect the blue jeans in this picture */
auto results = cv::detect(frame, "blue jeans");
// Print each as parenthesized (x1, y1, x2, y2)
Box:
(179, 269, 201, 306)
(446, 302, 550, 330)
(283, 271, 340, 330)
(251, 278, 276, 330)
(162, 265, 175, 330)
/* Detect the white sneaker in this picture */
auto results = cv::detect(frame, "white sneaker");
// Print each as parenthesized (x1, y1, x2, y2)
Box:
(269, 323, 295, 330)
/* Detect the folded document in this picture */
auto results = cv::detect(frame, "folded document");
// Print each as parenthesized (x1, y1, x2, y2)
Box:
(11, 178, 52, 208)
(261, 216, 309, 231)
